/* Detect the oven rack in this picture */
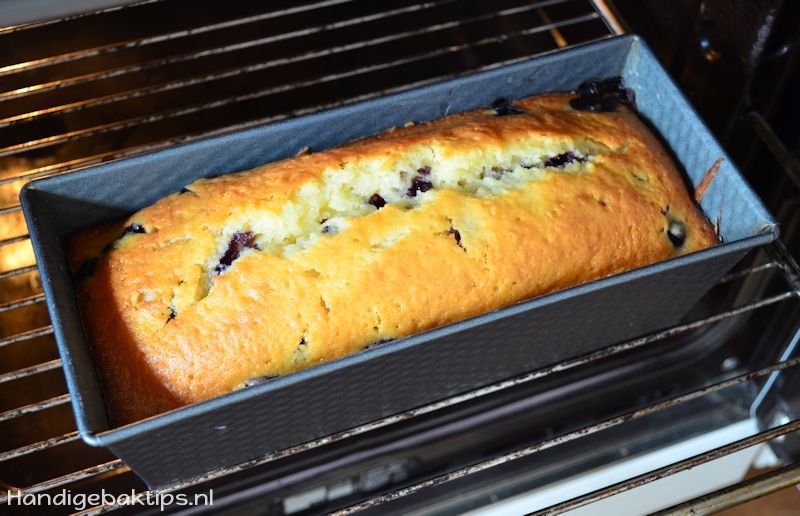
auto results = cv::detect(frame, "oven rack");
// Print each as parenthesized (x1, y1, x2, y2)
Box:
(1, 0, 799, 514)
(0, 0, 610, 199)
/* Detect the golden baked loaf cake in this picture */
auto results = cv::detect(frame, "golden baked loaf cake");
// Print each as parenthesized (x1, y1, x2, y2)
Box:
(69, 81, 719, 424)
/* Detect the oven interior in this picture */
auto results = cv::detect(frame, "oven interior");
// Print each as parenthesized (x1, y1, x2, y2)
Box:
(1, 0, 799, 514)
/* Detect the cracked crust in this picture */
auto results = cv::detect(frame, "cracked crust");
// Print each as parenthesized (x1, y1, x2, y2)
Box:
(68, 92, 719, 425)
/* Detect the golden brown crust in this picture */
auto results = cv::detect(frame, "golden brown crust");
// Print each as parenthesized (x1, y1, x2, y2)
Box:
(69, 93, 718, 425)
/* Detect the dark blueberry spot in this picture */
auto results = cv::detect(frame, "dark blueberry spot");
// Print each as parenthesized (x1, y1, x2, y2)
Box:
(491, 166, 511, 179)
(417, 166, 431, 175)
(294, 337, 309, 360)
(544, 151, 585, 168)
(179, 187, 192, 194)
(621, 87, 636, 106)
(167, 307, 177, 322)
(321, 224, 337, 234)
(122, 223, 146, 236)
(447, 226, 465, 250)
(569, 76, 635, 112)
(368, 193, 386, 209)
(580, 76, 623, 96)
(407, 176, 433, 197)
(365, 337, 395, 350)
(243, 375, 279, 388)
(215, 231, 259, 274)
(492, 97, 525, 116)
(667, 220, 686, 247)
(75, 257, 98, 282)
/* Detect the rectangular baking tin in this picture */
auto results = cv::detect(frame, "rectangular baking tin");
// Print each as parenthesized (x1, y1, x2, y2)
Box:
(20, 35, 777, 488)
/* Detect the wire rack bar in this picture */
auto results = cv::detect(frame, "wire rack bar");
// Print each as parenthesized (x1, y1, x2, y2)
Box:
(0, 234, 29, 248)
(588, 0, 625, 34)
(0, 431, 80, 462)
(0, 293, 45, 314)
(539, 423, 800, 514)
(0, 205, 22, 216)
(0, 358, 62, 384)
(0, 393, 70, 422)
(0, 264, 36, 280)
(655, 462, 800, 516)
(768, 242, 800, 290)
(0, 325, 53, 348)
(0, 460, 127, 503)
(0, 324, 53, 348)
(718, 261, 779, 283)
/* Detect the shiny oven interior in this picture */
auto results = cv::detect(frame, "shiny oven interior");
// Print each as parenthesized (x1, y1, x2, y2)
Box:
(1, 1, 799, 514)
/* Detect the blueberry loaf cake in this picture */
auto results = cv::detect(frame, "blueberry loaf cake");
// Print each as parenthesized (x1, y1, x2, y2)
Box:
(69, 81, 719, 424)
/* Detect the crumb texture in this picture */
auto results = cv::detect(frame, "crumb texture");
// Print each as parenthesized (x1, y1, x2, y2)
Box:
(69, 92, 719, 424)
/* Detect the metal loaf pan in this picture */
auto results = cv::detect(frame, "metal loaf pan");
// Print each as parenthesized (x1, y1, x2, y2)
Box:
(20, 35, 777, 488)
